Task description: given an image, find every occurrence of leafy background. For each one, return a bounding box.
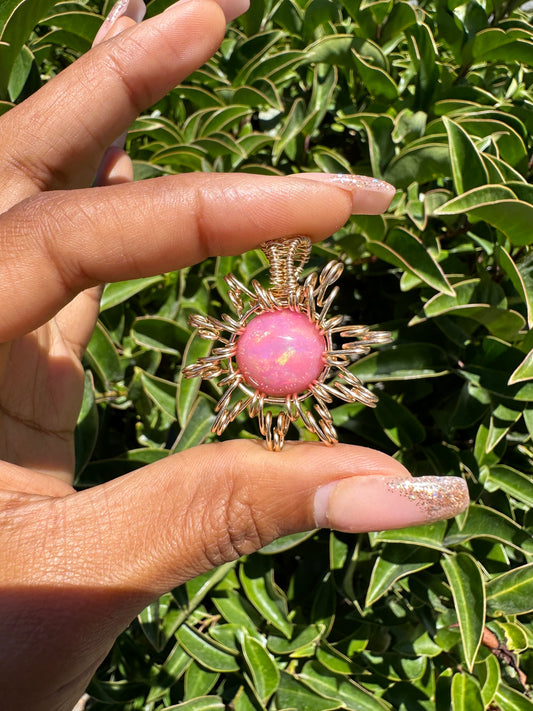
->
[2,0,533,709]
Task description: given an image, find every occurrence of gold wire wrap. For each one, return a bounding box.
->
[182,235,393,451]
[260,236,311,302]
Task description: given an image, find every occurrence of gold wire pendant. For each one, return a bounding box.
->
[183,237,392,451]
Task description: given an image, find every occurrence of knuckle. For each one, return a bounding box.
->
[21,193,90,294]
[193,450,272,568]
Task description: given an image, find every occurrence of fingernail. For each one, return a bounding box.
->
[215,0,250,21]
[174,0,249,23]
[291,172,396,215]
[93,0,146,45]
[94,146,134,186]
[314,476,469,532]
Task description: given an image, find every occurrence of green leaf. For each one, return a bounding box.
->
[184,665,219,700]
[477,653,500,708]
[487,465,533,507]
[298,660,391,711]
[509,349,533,385]
[374,393,425,448]
[8,44,38,101]
[360,115,395,178]
[352,343,450,381]
[461,337,533,402]
[132,316,189,355]
[435,189,533,246]
[305,34,355,66]
[445,505,533,554]
[168,563,237,642]
[177,329,213,427]
[139,370,177,419]
[272,96,316,164]
[415,278,525,339]
[85,321,123,387]
[74,371,98,478]
[267,625,323,655]
[486,564,533,616]
[172,394,216,452]
[384,143,451,188]
[162,697,225,711]
[406,23,438,109]
[158,641,191,684]
[240,633,280,703]
[352,53,398,100]
[367,227,455,296]
[0,0,57,99]
[199,106,251,136]
[365,544,439,606]
[494,621,528,652]
[369,521,448,551]
[276,672,341,711]
[486,400,523,452]
[212,589,263,633]
[236,50,303,85]
[444,117,489,194]
[497,247,533,328]
[259,530,316,554]
[472,29,533,66]
[240,556,292,638]
[40,9,102,42]
[195,133,246,160]
[380,0,417,43]
[451,673,484,711]
[138,593,180,656]
[442,554,485,672]
[176,625,239,673]
[457,118,527,169]
[100,276,165,311]
[494,685,533,711]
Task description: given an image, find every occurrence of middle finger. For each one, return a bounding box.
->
[0,0,229,200]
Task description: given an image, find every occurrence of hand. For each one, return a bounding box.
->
[0,1,469,708]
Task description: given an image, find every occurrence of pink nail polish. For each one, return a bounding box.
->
[290,172,396,215]
[93,0,146,45]
[172,0,250,22]
[215,0,250,22]
[314,475,469,532]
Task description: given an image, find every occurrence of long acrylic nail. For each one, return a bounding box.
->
[213,0,250,21]
[314,475,469,532]
[93,0,146,45]
[291,172,396,215]
[171,0,249,23]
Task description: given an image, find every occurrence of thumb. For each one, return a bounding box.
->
[1,442,468,709]
[64,440,469,599]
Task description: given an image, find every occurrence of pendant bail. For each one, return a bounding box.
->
[260,236,311,302]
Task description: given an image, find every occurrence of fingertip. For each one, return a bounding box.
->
[93,0,146,46]
[94,146,134,186]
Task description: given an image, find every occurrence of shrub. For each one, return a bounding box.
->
[3,0,533,709]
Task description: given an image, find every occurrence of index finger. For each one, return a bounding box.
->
[0,172,395,342]
[0,0,228,197]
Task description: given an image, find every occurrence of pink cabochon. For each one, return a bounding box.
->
[235,309,327,397]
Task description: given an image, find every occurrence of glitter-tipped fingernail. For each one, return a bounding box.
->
[290,172,395,215]
[313,475,469,532]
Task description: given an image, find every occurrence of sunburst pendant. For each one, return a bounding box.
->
[183,236,392,451]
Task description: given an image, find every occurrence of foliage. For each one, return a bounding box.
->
[4,0,533,708]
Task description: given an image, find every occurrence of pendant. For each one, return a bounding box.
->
[182,236,392,451]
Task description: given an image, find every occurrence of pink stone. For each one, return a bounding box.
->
[235,309,326,397]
